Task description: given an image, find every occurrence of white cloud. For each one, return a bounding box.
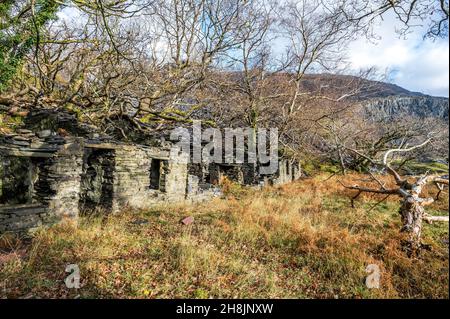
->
[55,6,449,97]
[348,13,449,97]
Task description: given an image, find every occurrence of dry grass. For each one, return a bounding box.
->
[0,173,448,299]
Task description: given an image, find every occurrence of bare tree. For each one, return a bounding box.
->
[1,0,447,162]
[278,0,359,116]
[341,139,449,253]
[1,0,258,137]
[340,0,449,38]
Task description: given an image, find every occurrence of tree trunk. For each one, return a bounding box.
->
[337,147,347,175]
[399,196,424,251]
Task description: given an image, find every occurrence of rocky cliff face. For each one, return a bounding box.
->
[362,95,449,121]
[298,74,449,121]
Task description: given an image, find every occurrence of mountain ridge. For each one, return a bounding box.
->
[300,74,449,120]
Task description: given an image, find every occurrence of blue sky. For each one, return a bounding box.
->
[347,13,449,97]
[58,6,449,98]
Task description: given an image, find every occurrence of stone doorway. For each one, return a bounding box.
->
[217,164,244,184]
[79,148,115,214]
[0,155,41,205]
[149,158,168,192]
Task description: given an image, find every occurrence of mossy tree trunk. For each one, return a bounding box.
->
[399,196,425,251]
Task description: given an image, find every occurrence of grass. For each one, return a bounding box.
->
[404,161,449,174]
[393,160,449,175]
[0,173,448,299]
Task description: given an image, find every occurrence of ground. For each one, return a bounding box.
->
[0,174,448,299]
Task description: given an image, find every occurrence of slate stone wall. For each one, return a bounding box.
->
[1,130,302,235]
[165,152,189,201]
[0,138,84,234]
[0,204,47,234]
[111,146,188,212]
[112,146,164,211]
[272,159,302,185]
[39,142,84,221]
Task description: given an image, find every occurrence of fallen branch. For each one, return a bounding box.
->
[423,214,449,223]
[339,181,399,195]
[341,139,448,253]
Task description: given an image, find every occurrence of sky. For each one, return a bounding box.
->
[57,6,449,98]
[347,13,449,98]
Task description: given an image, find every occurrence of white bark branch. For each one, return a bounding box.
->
[381,138,432,186]
[423,214,449,223]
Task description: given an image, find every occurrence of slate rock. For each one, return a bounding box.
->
[12,136,30,142]
[181,216,194,225]
[37,130,52,138]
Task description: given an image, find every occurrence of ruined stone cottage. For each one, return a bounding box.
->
[0,110,301,235]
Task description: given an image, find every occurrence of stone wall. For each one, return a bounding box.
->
[111,145,188,212]
[112,146,153,211]
[1,135,84,234]
[293,161,302,180]
[165,155,189,201]
[274,159,291,185]
[271,159,302,185]
[112,146,166,211]
[186,163,223,202]
[37,141,84,221]
[1,129,303,235]
[210,164,244,184]
[0,204,47,234]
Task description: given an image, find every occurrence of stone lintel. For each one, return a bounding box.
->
[0,148,54,158]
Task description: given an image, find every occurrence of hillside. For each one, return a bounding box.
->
[299,74,449,120]
[1,174,448,299]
